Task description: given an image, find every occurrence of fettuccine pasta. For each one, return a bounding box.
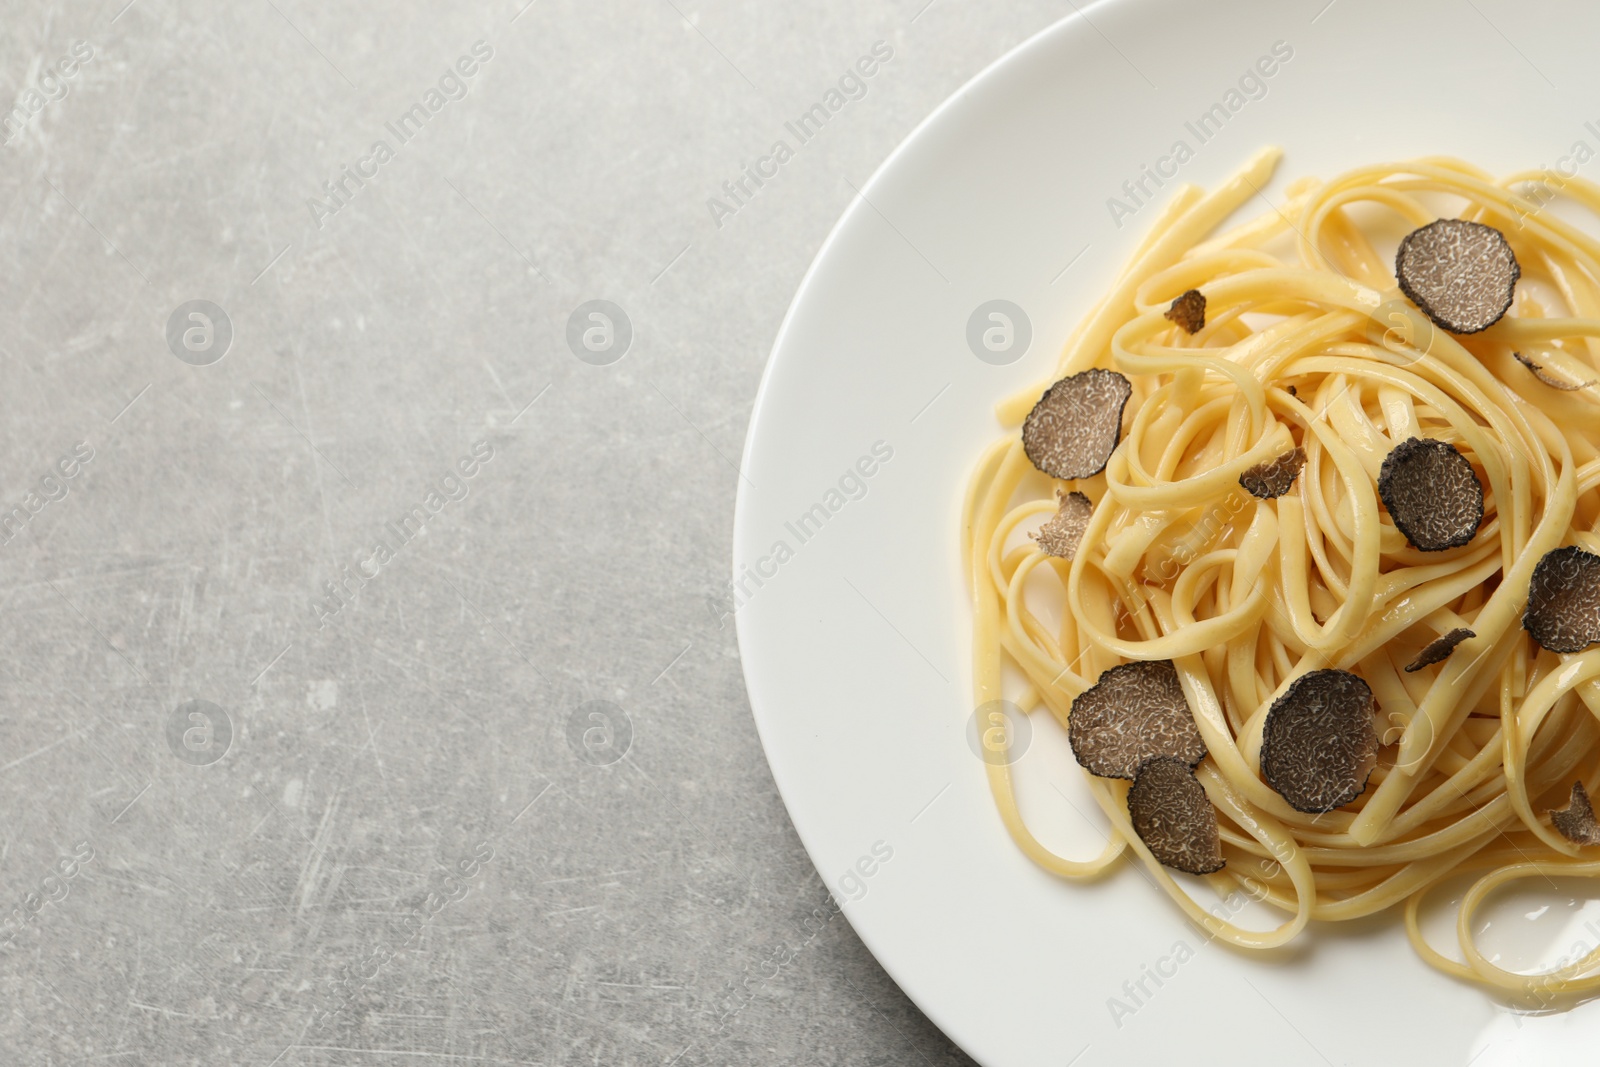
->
[964,147,1600,998]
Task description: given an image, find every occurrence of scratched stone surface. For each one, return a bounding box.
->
[0,0,1098,1063]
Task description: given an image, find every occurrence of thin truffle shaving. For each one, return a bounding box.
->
[1239,446,1305,499]
[1164,289,1206,334]
[1032,490,1092,559]
[1403,627,1475,673]
[1551,783,1600,847]
[1514,351,1596,391]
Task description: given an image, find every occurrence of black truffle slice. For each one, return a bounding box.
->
[1069,660,1207,780]
[1403,627,1475,673]
[1377,437,1484,551]
[1514,351,1595,391]
[1524,546,1600,653]
[1032,490,1092,559]
[1164,289,1206,334]
[1395,218,1519,334]
[1259,669,1380,814]
[1239,446,1306,499]
[1021,368,1133,480]
[1550,782,1600,846]
[1127,756,1224,875]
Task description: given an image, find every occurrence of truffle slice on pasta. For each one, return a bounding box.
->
[1239,446,1306,499]
[1514,351,1595,391]
[1032,490,1092,559]
[1021,369,1132,480]
[1551,782,1600,847]
[1069,660,1207,780]
[1127,756,1224,875]
[1404,627,1475,673]
[1164,289,1206,334]
[1259,670,1380,814]
[1524,546,1600,653]
[1377,437,1484,552]
[1395,218,1519,334]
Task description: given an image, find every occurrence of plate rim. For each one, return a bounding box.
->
[730,5,1118,1060]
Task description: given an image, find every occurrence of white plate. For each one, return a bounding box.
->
[733,1,1600,1062]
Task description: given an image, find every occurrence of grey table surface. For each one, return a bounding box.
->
[0,0,1101,1063]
